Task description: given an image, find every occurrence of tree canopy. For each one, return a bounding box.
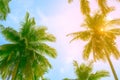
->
[0,12,57,80]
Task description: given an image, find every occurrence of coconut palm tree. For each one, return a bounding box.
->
[0,0,11,20]
[67,0,120,80]
[63,61,109,80]
[0,12,57,80]
[67,12,120,80]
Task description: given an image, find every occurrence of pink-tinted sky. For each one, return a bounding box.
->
[0,0,120,80]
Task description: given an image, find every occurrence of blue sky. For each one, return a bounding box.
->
[0,0,120,80]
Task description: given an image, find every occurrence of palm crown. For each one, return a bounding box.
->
[74,61,109,80]
[68,12,120,61]
[63,61,109,80]
[0,12,57,80]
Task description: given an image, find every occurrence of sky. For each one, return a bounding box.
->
[0,0,120,80]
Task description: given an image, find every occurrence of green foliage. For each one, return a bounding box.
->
[89,70,109,80]
[0,0,11,20]
[1,27,20,42]
[0,12,57,80]
[64,61,109,80]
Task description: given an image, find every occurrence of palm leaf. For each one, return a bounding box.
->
[20,12,35,38]
[67,30,91,42]
[0,44,18,57]
[36,26,56,42]
[108,28,120,35]
[83,40,92,60]
[1,27,20,42]
[38,43,57,58]
[80,0,90,15]
[36,53,52,68]
[89,70,109,80]
[107,19,120,26]
[104,37,120,59]
[97,0,114,15]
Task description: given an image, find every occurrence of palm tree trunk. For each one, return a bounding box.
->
[106,52,118,80]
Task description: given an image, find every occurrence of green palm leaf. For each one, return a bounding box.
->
[0,0,11,20]
[1,27,20,42]
[89,70,109,80]
[65,61,109,80]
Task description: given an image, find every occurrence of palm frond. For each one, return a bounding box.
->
[73,60,79,69]
[36,26,56,42]
[36,53,52,68]
[92,37,106,61]
[104,40,120,59]
[108,28,120,35]
[11,61,19,80]
[38,43,57,58]
[0,44,18,56]
[67,30,91,42]
[1,27,20,42]
[20,12,35,38]
[97,0,114,15]
[80,0,90,15]
[89,70,109,80]
[83,40,92,60]
[76,62,92,80]
[107,19,120,26]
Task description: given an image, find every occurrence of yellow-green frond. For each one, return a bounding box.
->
[67,30,91,42]
[89,70,109,79]
[38,43,57,58]
[108,28,120,35]
[83,40,92,60]
[80,0,90,16]
[97,0,114,15]
[107,19,120,26]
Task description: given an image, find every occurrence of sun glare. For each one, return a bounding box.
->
[100,28,104,32]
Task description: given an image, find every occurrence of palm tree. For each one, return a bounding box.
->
[67,12,120,80]
[67,0,120,80]
[0,0,11,20]
[63,61,109,80]
[0,12,57,80]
